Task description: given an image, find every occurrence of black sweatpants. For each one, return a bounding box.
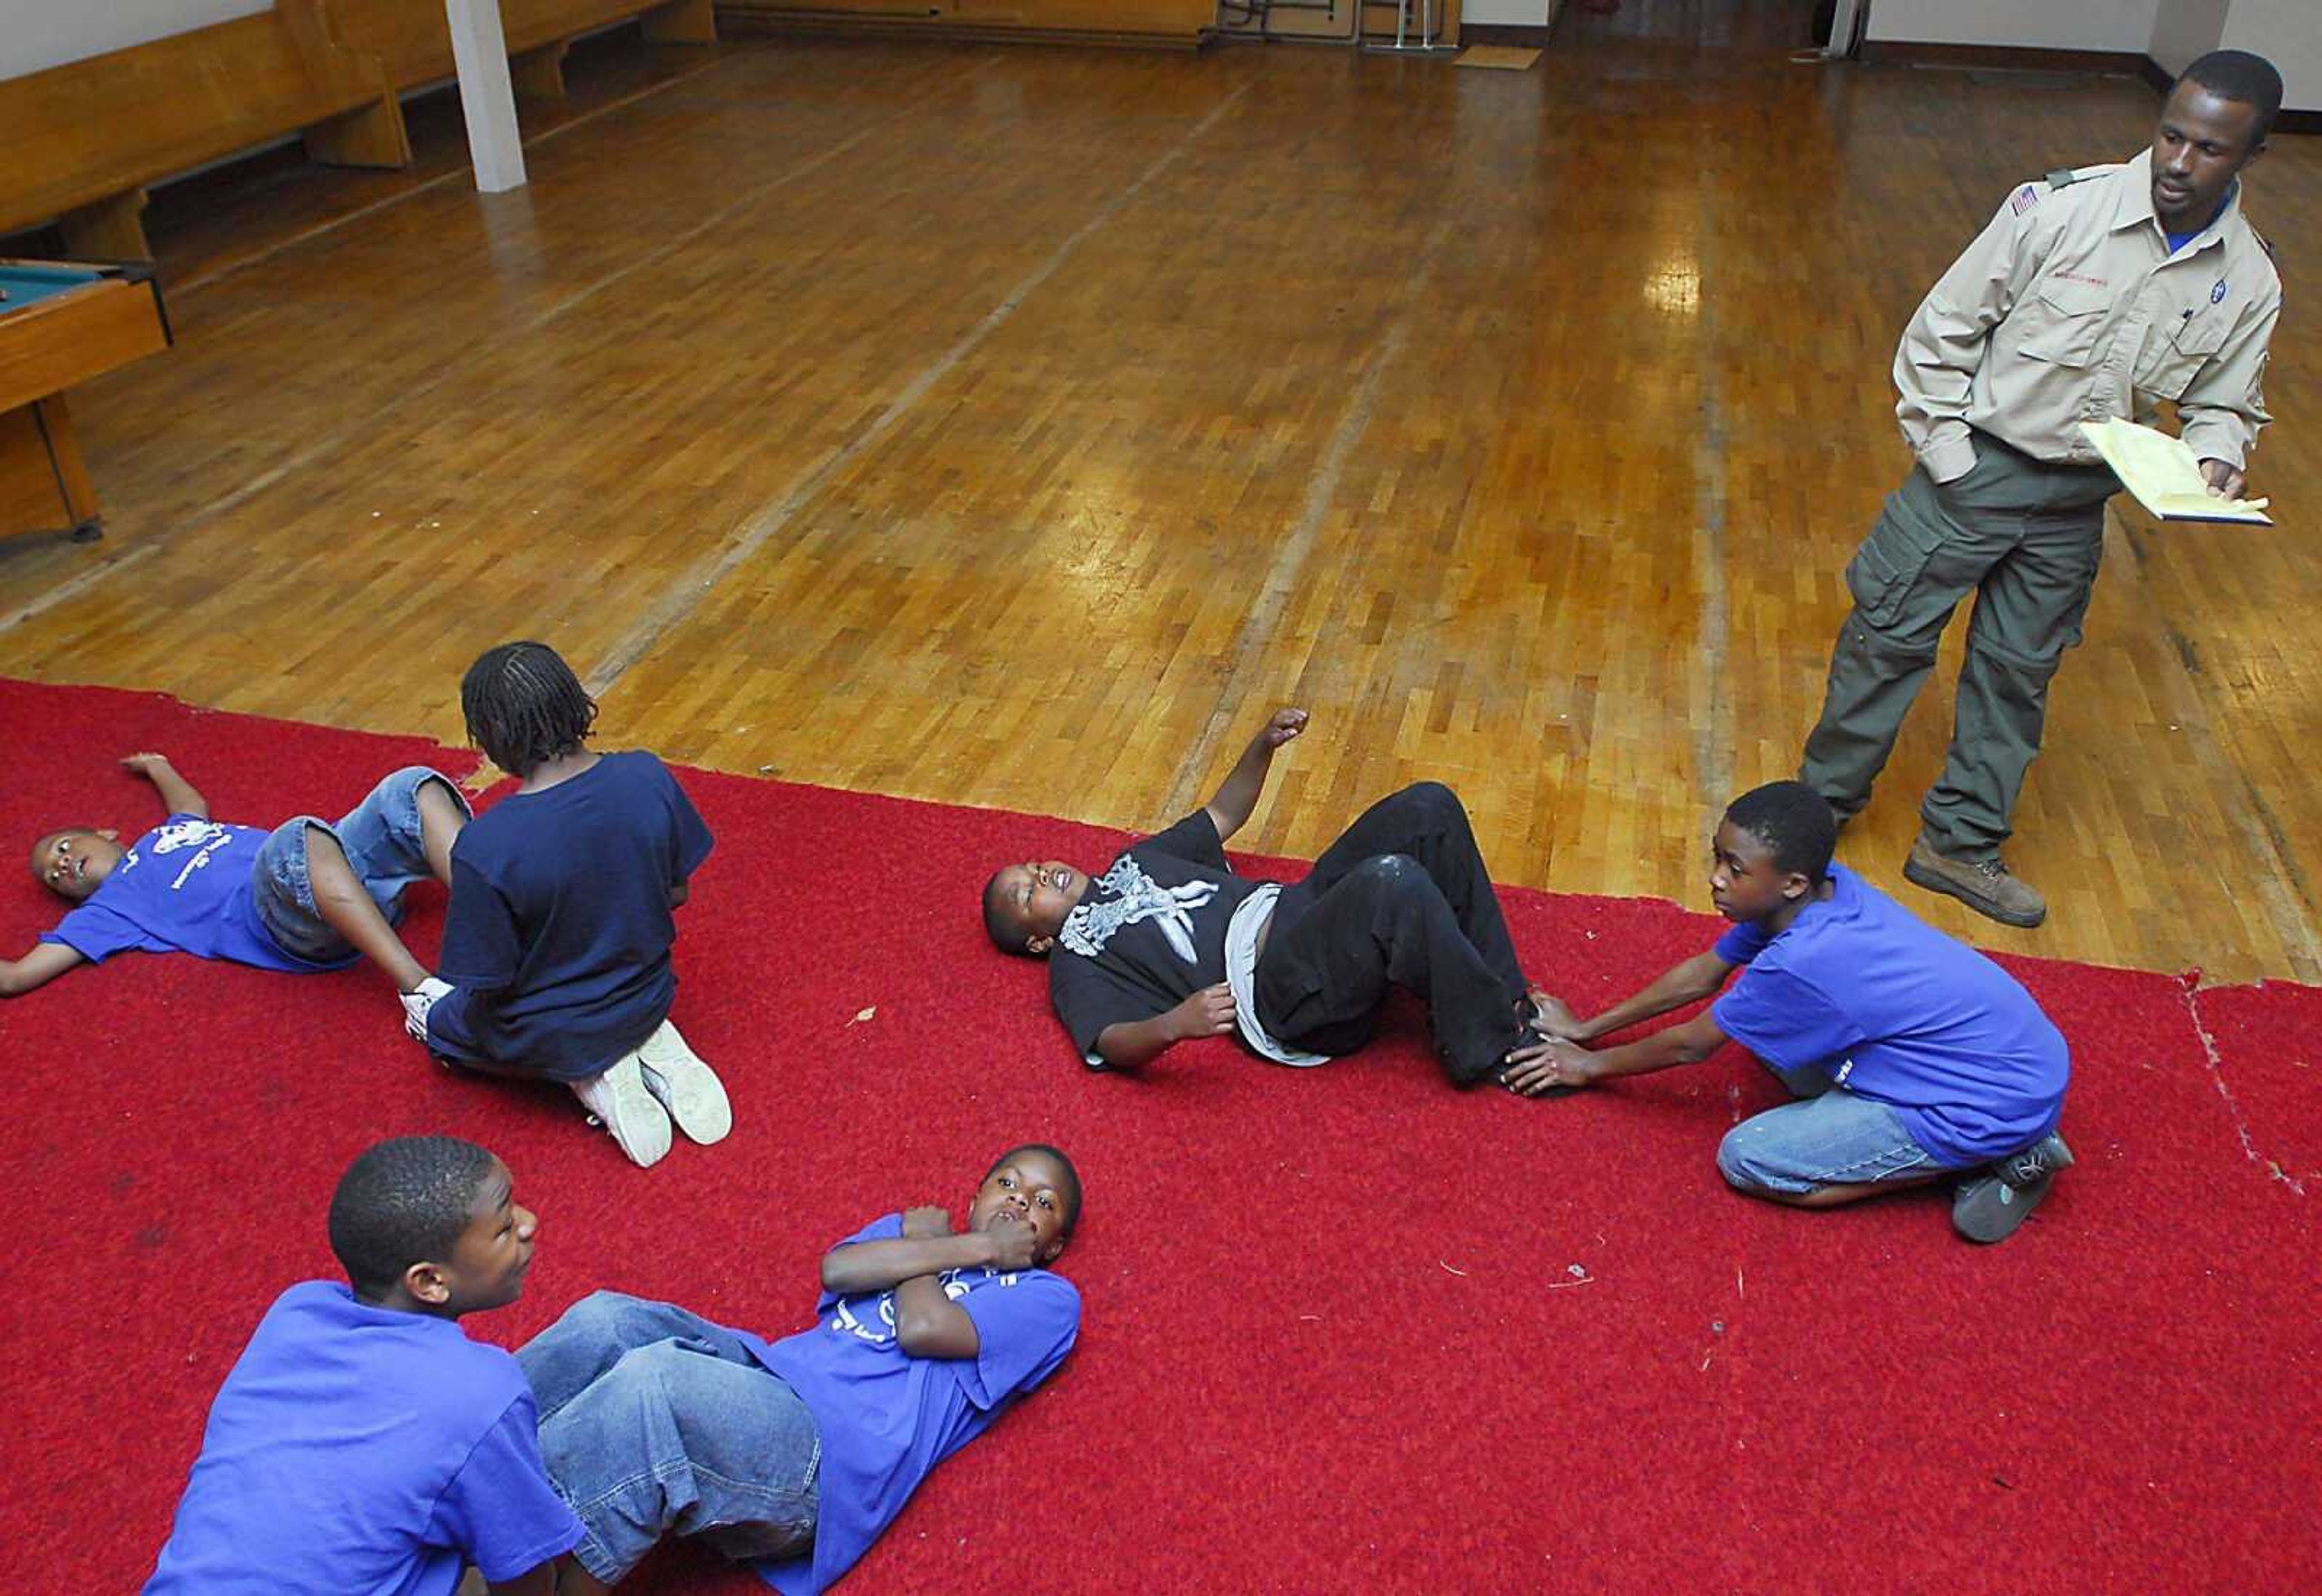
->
[1252,782,1528,1085]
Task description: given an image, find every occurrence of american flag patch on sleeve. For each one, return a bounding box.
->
[2009,183,2041,216]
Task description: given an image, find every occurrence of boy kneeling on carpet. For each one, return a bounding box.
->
[418,641,728,1171]
[515,1143,1082,1593]
[7,752,467,1036]
[1501,780,2073,1244]
[146,1136,583,1593]
[981,706,1545,1086]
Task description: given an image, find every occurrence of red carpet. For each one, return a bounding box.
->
[2,679,2315,1592]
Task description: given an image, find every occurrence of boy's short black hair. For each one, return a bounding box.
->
[461,641,597,777]
[1723,780,1836,884]
[981,869,1034,956]
[328,1137,496,1300]
[2182,50,2283,145]
[990,1142,1083,1235]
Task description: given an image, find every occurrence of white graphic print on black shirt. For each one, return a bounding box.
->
[1047,811,1264,1066]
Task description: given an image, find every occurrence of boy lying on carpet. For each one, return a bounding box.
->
[145,1136,582,1594]
[418,641,727,1172]
[7,753,467,1033]
[1501,780,2074,1244]
[515,1143,1083,1593]
[981,707,1545,1085]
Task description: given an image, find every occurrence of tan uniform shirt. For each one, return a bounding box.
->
[1894,148,2280,484]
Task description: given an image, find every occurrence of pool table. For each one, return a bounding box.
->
[0,259,171,542]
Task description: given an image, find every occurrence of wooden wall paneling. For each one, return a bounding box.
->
[641,0,722,44]
[510,39,577,99]
[0,0,411,258]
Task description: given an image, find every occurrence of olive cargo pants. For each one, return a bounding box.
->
[1800,432,2119,860]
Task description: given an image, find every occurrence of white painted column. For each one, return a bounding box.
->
[444,0,527,193]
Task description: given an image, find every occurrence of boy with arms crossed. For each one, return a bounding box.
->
[983,707,1542,1086]
[515,1144,1082,1592]
[145,1137,581,1592]
[1503,781,2073,1243]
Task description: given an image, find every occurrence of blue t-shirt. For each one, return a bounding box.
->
[145,1282,583,1595]
[738,1214,1081,1595]
[1708,864,2069,1167]
[432,751,714,1072]
[42,816,348,973]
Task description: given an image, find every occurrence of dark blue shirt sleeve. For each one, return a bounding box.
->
[436,854,522,994]
[426,1394,584,1581]
[1710,962,1865,1075]
[660,762,714,883]
[957,1272,1081,1412]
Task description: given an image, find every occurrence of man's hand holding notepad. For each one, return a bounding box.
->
[2078,417,2274,525]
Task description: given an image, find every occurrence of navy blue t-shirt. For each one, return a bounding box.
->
[430,751,713,1074]
[1709,864,2069,1167]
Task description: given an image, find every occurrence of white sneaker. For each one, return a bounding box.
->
[636,1019,733,1145]
[571,1056,673,1168]
[400,976,454,1043]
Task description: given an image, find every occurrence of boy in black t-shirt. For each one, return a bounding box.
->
[981,708,1540,1085]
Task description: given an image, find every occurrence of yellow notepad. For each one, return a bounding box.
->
[2078,418,2274,525]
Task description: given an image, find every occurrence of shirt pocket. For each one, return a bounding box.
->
[2139,307,2231,400]
[2011,277,2112,366]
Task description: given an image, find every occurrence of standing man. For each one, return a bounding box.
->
[1799,51,2283,928]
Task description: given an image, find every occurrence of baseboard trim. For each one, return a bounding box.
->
[1460,22,1549,47]
[1858,39,2149,78]
[715,4,1204,48]
[1858,41,2314,133]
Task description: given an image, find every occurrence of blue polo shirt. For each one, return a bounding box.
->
[1709,864,2069,1166]
[145,1282,583,1594]
[738,1214,1081,1595]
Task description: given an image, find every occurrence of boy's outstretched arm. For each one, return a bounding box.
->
[1,941,85,997]
[1503,1009,1731,1096]
[122,752,209,820]
[1529,950,1735,1043]
[1202,707,1307,844]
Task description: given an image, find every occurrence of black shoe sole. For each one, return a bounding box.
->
[1902,856,2046,929]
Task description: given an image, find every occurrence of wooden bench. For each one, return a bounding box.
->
[322,0,717,103]
[0,0,411,261]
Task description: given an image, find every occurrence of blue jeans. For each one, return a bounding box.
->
[250,767,467,962]
[518,1292,821,1585]
[1717,1063,1940,1196]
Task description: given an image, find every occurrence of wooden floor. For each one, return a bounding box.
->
[4,7,2318,984]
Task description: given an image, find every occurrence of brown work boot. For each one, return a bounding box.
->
[1902,836,2046,928]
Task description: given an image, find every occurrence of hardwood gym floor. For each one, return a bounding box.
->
[2,2,2316,982]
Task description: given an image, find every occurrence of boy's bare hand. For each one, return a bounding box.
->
[120,753,177,778]
[1500,1037,1601,1097]
[984,1210,1041,1271]
[1261,708,1309,748]
[902,1206,953,1239]
[1524,990,1588,1042]
[1166,983,1237,1042]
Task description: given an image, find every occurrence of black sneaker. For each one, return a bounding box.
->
[1952,1133,2073,1244]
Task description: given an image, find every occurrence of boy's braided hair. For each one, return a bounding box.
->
[462,641,597,777]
